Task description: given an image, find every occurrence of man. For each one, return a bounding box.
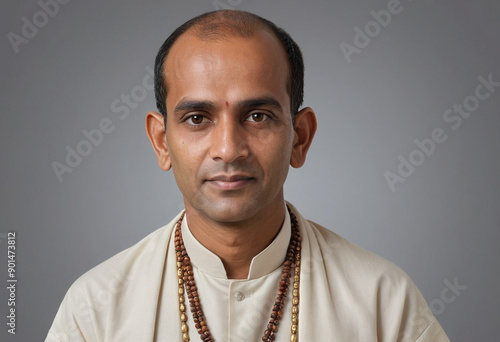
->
[46,10,449,342]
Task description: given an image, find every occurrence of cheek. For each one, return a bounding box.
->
[255,131,293,176]
[168,136,208,181]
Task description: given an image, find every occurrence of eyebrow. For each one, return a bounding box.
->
[174,99,216,114]
[238,96,282,110]
[173,96,283,114]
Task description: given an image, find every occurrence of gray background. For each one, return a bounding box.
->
[1,0,499,341]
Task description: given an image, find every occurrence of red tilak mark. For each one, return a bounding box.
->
[225,101,229,108]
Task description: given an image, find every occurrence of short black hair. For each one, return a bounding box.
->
[153,10,304,122]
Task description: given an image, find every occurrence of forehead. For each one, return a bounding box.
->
[163,29,289,104]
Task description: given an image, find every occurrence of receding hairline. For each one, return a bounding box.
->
[182,10,273,41]
[162,11,292,101]
[166,11,288,66]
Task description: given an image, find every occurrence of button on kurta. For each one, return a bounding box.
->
[234,291,245,301]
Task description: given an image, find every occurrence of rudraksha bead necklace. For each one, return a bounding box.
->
[174,206,301,342]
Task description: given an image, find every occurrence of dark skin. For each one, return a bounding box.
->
[146,29,316,279]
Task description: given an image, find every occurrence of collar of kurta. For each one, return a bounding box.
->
[181,204,291,280]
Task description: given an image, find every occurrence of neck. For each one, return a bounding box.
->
[184,201,286,279]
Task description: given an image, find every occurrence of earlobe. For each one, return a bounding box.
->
[145,111,171,171]
[290,107,317,168]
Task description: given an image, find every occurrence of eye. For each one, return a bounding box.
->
[246,112,270,123]
[185,114,210,125]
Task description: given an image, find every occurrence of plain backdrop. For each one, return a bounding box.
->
[1,0,499,341]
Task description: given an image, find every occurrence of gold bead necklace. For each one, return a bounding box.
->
[174,206,301,342]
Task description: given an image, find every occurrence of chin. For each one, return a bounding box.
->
[195,197,262,224]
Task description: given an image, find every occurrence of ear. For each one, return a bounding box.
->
[145,111,171,171]
[290,107,317,168]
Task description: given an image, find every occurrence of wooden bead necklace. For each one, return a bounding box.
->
[174,206,301,342]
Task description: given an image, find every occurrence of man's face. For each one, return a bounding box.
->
[162,30,294,223]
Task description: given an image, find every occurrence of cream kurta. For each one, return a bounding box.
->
[46,203,449,341]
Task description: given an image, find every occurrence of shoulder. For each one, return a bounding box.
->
[304,218,425,304]
[304,218,409,280]
[71,220,174,293]
[286,202,417,291]
[47,213,181,341]
[298,215,449,341]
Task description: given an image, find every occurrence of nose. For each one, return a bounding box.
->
[209,116,249,163]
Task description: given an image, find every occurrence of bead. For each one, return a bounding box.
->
[174,206,301,341]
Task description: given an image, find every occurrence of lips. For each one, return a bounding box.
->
[206,174,255,190]
[208,174,252,182]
